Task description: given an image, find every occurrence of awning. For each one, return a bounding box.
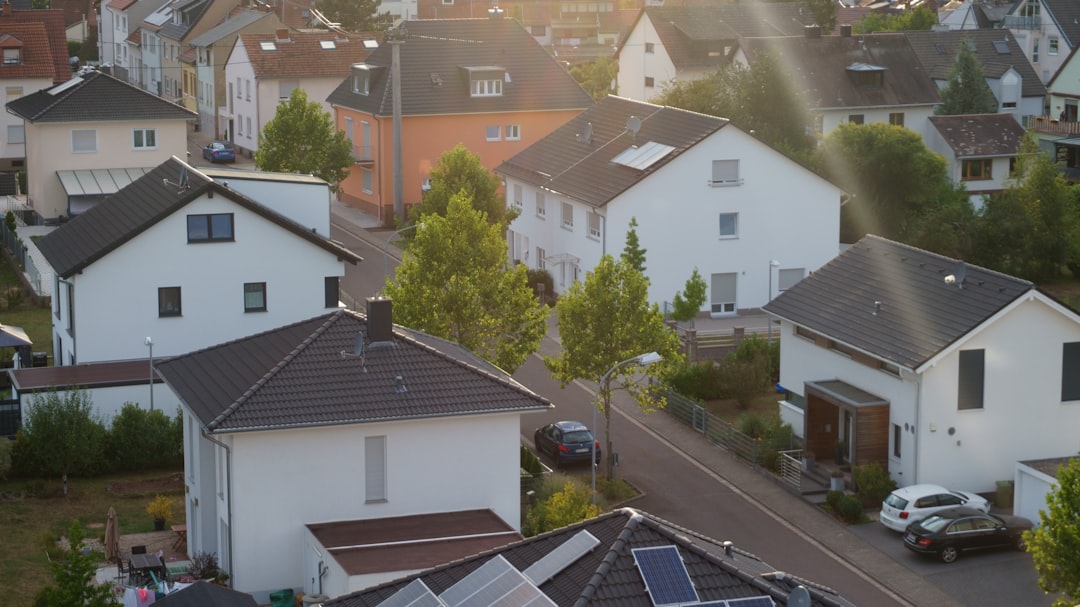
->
[57,168,153,213]
[805,379,888,408]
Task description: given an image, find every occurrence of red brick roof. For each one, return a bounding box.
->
[0,23,57,81]
[239,30,379,79]
[1,9,70,83]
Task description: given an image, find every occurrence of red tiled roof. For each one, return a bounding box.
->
[1,9,70,83]
[239,30,379,79]
[108,0,141,12]
[0,23,56,81]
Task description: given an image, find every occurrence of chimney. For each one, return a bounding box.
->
[366,297,394,343]
[2,1,10,16]
[840,24,852,37]
[275,28,290,43]
[804,24,821,39]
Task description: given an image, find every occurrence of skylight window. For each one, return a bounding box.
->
[612,141,676,171]
[320,40,336,49]
[260,41,277,51]
[363,39,378,49]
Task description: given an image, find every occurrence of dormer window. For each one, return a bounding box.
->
[846,62,886,88]
[2,48,19,65]
[464,66,506,97]
[352,64,372,95]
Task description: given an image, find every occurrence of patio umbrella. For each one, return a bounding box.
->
[105,507,119,563]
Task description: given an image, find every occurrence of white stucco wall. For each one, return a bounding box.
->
[17,383,181,426]
[223,41,257,151]
[253,75,345,155]
[923,127,1014,204]
[203,173,332,236]
[1014,462,1055,523]
[617,14,680,101]
[818,106,937,141]
[201,413,522,599]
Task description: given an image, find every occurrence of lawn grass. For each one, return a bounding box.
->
[0,468,183,605]
[0,248,52,365]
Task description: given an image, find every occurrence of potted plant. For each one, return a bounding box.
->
[146,495,174,531]
[830,469,845,492]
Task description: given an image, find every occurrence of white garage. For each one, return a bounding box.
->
[1014,456,1079,525]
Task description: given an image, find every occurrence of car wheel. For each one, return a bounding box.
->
[940,546,959,563]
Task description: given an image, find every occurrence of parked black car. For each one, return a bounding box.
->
[903,507,1032,563]
[533,420,600,468]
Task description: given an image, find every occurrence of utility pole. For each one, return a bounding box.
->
[389,27,405,225]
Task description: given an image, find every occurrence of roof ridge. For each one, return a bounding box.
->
[862,234,1033,287]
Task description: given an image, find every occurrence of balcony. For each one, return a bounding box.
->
[351,144,374,164]
[1003,15,1040,30]
[1030,116,1080,136]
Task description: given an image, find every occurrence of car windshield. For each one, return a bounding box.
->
[884,494,909,509]
[919,514,952,532]
[562,430,593,443]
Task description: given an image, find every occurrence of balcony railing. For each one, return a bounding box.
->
[1003,15,1041,29]
[1030,116,1080,136]
[351,144,373,163]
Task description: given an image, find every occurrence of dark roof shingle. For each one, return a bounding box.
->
[928,113,1026,157]
[904,29,1046,99]
[6,69,196,122]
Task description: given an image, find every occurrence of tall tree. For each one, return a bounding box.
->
[670,267,708,327]
[1025,458,1080,607]
[544,255,683,479]
[855,6,938,33]
[936,40,999,115]
[255,88,354,191]
[412,144,512,227]
[33,521,119,607]
[15,390,105,496]
[315,0,391,31]
[384,192,547,373]
[621,217,647,274]
[570,57,618,99]
[806,0,838,33]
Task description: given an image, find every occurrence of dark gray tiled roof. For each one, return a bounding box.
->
[36,157,361,278]
[763,235,1033,370]
[740,33,941,111]
[904,29,1046,98]
[928,113,1026,157]
[154,581,257,607]
[186,9,272,47]
[5,69,196,123]
[496,96,727,207]
[326,18,593,117]
[154,307,552,432]
[1042,0,1080,48]
[158,0,209,41]
[324,508,855,607]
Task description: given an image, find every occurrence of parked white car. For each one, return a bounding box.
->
[879,484,991,532]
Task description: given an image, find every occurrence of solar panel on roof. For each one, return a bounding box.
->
[440,555,556,607]
[632,546,699,606]
[694,602,729,606]
[612,141,676,171]
[377,579,445,607]
[523,529,601,586]
[726,597,776,607]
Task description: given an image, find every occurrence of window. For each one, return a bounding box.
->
[442,0,453,4]
[245,79,251,100]
[537,246,546,269]
[710,272,737,314]
[485,125,501,141]
[471,79,502,97]
[961,159,992,180]
[504,124,520,140]
[536,191,546,217]
[710,159,740,186]
[561,201,573,229]
[360,167,373,194]
[5,86,22,99]
[1022,0,1039,17]
[365,435,386,502]
[243,282,266,312]
[421,177,432,191]
[644,76,655,88]
[718,212,738,238]
[7,124,23,144]
[325,276,339,308]
[72,129,97,153]
[889,112,905,127]
[3,48,20,64]
[236,76,241,97]
[848,114,865,125]
[513,184,523,208]
[158,287,182,317]
[54,276,60,318]
[187,213,235,242]
[777,268,804,291]
[132,128,157,150]
[237,113,243,136]
[958,349,985,410]
[66,283,74,332]
[645,42,655,53]
[892,424,901,458]
[587,211,601,240]
[353,69,370,95]
[1050,36,1059,55]
[1033,38,1039,63]
[245,117,252,138]
[279,80,298,100]
[1062,342,1080,400]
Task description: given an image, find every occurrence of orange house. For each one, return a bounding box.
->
[327,17,593,223]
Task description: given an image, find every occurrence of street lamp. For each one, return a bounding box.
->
[145,336,154,411]
[767,260,780,343]
[382,223,423,288]
[593,351,662,499]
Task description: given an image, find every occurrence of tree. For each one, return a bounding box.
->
[1025,458,1080,607]
[570,57,618,99]
[670,267,707,327]
[32,521,119,607]
[937,40,998,115]
[806,0,838,32]
[384,192,547,373]
[411,144,511,227]
[254,88,354,191]
[15,390,105,496]
[621,217,647,274]
[315,0,391,31]
[544,255,683,479]
[818,122,968,243]
[855,6,937,33]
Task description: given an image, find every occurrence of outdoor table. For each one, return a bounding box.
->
[171,524,187,551]
[129,553,165,586]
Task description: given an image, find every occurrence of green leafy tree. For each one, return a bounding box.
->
[670,267,707,327]
[1025,458,1080,607]
[544,255,683,479]
[384,192,547,373]
[621,217,647,274]
[937,40,999,115]
[32,521,120,607]
[905,190,979,260]
[412,144,512,227]
[14,390,105,496]
[315,0,392,31]
[570,56,618,99]
[806,0,838,32]
[255,88,354,191]
[819,122,967,243]
[523,481,602,536]
[855,6,938,33]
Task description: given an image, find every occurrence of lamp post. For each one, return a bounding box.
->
[145,336,154,411]
[383,223,423,288]
[767,259,780,343]
[593,351,662,500]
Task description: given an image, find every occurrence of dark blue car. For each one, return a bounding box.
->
[534,420,601,468]
[202,141,236,163]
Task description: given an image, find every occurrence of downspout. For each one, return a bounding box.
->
[200,429,234,586]
[906,369,921,485]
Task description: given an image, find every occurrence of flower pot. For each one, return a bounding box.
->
[153,518,165,531]
[829,474,845,492]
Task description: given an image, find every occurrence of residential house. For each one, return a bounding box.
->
[323,507,857,607]
[327,17,593,222]
[763,235,1080,492]
[134,0,178,95]
[156,0,239,107]
[926,113,1026,207]
[153,298,551,602]
[1003,0,1077,83]
[34,156,361,366]
[1014,455,1077,526]
[5,69,194,220]
[54,0,94,42]
[736,32,941,141]
[496,96,844,311]
[222,29,377,154]
[98,0,171,83]
[187,8,281,136]
[1029,38,1080,160]
[905,29,1046,126]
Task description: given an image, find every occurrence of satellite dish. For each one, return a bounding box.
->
[788,586,812,607]
[626,116,642,136]
[352,332,365,357]
[177,167,188,188]
[582,122,593,144]
[952,261,966,287]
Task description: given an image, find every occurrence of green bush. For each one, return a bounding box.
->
[105,404,183,472]
[525,268,555,305]
[4,210,15,232]
[737,412,769,438]
[522,477,600,537]
[0,437,11,480]
[597,477,637,502]
[668,361,725,400]
[853,461,897,504]
[520,444,542,475]
[826,490,844,510]
[836,494,864,523]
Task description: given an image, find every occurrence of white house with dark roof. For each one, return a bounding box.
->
[34,155,361,368]
[5,69,195,220]
[926,113,1026,207]
[154,299,552,603]
[764,235,1080,493]
[496,96,844,313]
[1003,0,1080,83]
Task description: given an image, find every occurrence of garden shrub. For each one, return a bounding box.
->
[737,412,769,438]
[853,461,896,504]
[836,494,864,523]
[718,355,767,410]
[668,361,725,401]
[826,490,844,510]
[523,478,600,537]
[0,437,11,480]
[526,268,555,305]
[106,404,182,472]
[4,210,15,232]
[597,477,637,502]
[520,444,542,475]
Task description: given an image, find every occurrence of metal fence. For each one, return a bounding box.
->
[0,219,42,293]
[0,399,20,438]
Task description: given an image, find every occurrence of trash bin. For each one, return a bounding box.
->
[31,352,47,367]
[269,589,294,607]
[996,480,1014,509]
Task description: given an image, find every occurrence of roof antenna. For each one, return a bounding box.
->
[578,121,593,144]
[340,332,368,372]
[162,166,191,195]
[626,115,641,140]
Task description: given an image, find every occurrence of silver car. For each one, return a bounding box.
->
[879,483,991,532]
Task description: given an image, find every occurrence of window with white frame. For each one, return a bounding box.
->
[513,184,523,208]
[5,86,22,99]
[1050,36,1059,55]
[718,212,737,238]
[246,117,252,137]
[537,246,546,269]
[504,124,521,140]
[4,48,22,64]
[236,76,241,97]
[710,159,741,186]
[7,125,23,144]
[777,268,804,291]
[536,191,546,217]
[710,272,737,315]
[132,128,157,150]
[587,211,601,239]
[71,129,97,153]
[279,80,298,100]
[245,79,251,100]
[485,125,501,141]
[561,201,573,229]
[365,435,387,502]
[471,79,502,97]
